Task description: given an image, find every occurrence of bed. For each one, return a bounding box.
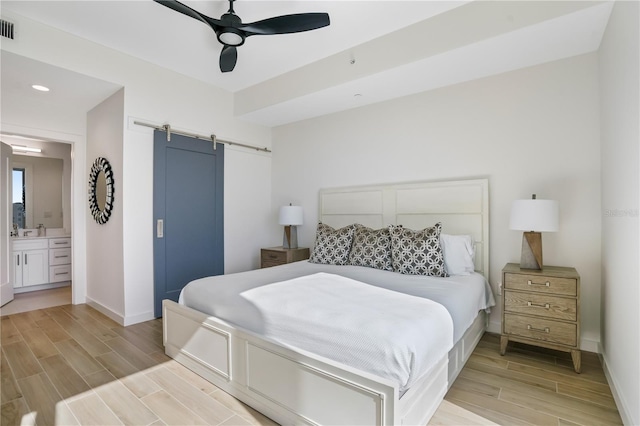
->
[163,178,492,425]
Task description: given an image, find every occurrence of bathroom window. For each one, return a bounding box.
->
[12,168,25,228]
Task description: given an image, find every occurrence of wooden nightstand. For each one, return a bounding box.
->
[261,247,310,268]
[500,263,581,373]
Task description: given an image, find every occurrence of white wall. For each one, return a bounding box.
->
[272,53,602,349]
[86,89,125,319]
[1,11,273,324]
[598,1,640,425]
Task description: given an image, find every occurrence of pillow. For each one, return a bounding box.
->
[440,233,475,276]
[348,226,393,271]
[388,223,448,277]
[309,223,358,265]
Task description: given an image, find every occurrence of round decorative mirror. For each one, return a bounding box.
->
[88,157,114,224]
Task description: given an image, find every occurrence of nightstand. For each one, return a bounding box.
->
[261,247,310,268]
[500,263,581,373]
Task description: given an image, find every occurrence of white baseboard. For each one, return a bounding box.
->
[123,310,155,326]
[580,338,599,353]
[86,297,125,326]
[598,343,635,426]
[85,297,154,326]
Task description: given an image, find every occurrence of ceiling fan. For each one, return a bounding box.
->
[154,0,330,73]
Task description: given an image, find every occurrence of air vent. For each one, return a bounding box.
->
[1,19,15,40]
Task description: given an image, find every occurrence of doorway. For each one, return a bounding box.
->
[153,130,224,317]
[0,137,73,313]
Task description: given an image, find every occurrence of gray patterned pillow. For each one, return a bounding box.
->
[389,223,448,277]
[349,226,393,271]
[309,223,357,265]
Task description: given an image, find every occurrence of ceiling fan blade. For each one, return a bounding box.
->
[154,0,223,30]
[240,13,330,36]
[220,45,238,73]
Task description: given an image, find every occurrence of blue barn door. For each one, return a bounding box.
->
[153,130,224,317]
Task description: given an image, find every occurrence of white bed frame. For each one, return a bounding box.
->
[163,178,489,425]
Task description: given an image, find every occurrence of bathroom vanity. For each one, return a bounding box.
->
[12,235,71,293]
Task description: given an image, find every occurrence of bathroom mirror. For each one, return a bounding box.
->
[88,157,114,224]
[12,157,64,229]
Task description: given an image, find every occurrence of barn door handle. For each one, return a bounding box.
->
[157,219,164,238]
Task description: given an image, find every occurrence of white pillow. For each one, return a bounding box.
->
[440,234,475,276]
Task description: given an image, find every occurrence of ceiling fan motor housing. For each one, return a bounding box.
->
[216,13,245,46]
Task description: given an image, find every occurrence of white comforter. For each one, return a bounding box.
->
[181,261,495,392]
[239,272,453,391]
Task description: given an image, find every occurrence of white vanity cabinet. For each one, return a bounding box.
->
[12,239,49,288]
[49,238,72,283]
[12,236,72,291]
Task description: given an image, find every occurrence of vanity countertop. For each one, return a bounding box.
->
[12,231,71,241]
[12,235,71,240]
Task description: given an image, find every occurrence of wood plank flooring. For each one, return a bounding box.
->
[1,304,277,426]
[445,333,623,426]
[1,304,621,426]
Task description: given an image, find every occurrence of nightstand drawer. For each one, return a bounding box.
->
[261,250,287,264]
[260,247,310,268]
[504,290,577,321]
[504,313,577,347]
[504,272,577,296]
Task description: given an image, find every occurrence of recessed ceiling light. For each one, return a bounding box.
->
[31,84,50,92]
[354,93,362,97]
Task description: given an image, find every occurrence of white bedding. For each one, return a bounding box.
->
[180,261,495,392]
[239,272,452,391]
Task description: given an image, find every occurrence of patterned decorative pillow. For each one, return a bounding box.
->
[349,226,393,271]
[388,223,448,277]
[309,223,358,265]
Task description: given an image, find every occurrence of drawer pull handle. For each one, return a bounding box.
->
[269,254,278,259]
[527,301,550,309]
[55,272,68,276]
[527,324,550,333]
[54,255,68,259]
[54,242,68,245]
[527,280,550,287]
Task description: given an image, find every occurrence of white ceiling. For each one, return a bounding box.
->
[0,1,614,127]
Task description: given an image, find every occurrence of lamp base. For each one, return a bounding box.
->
[520,231,543,270]
[283,225,298,249]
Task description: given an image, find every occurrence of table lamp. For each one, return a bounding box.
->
[279,204,303,249]
[509,194,559,270]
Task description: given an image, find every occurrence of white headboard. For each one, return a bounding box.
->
[318,178,490,278]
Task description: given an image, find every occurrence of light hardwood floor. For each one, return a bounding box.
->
[1,304,621,426]
[445,334,623,426]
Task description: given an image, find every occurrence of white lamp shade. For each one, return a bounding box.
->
[279,205,303,225]
[510,199,559,232]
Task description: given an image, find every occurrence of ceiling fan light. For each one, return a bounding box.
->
[218,30,244,46]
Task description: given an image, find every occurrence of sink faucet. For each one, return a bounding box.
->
[23,230,32,237]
